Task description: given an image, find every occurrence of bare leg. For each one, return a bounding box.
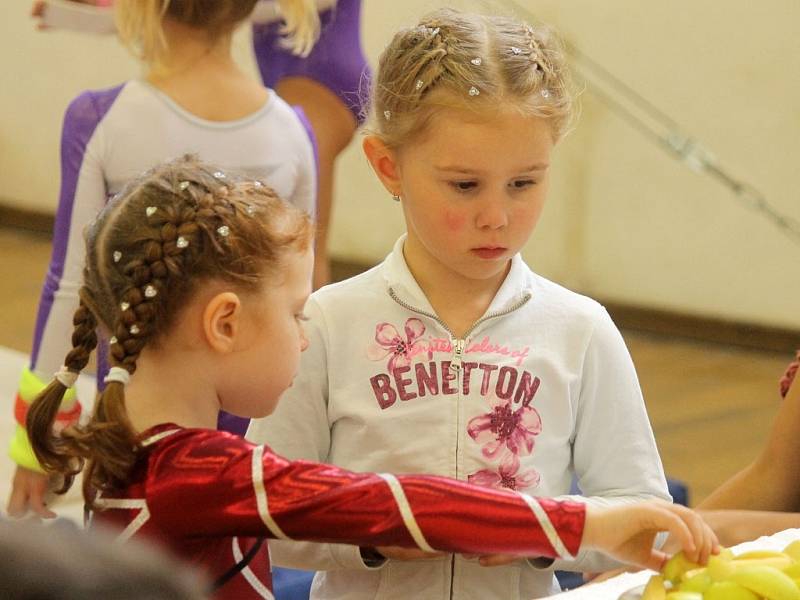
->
[275,77,358,289]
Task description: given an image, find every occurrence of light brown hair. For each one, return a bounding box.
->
[27,156,312,508]
[116,0,321,66]
[367,7,575,148]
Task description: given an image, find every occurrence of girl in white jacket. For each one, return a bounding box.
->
[248,7,673,599]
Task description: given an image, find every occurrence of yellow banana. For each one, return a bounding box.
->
[703,580,760,600]
[736,550,791,561]
[662,552,701,584]
[663,592,702,600]
[641,574,667,600]
[729,565,800,600]
[785,540,800,562]
[677,569,711,593]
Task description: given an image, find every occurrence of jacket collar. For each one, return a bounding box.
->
[382,235,534,320]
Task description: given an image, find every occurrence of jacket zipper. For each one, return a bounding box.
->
[387,287,532,599]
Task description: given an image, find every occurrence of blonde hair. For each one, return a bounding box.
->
[116,0,320,67]
[368,8,575,148]
[27,156,312,508]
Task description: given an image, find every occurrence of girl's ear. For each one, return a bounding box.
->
[363,136,402,196]
[202,292,242,354]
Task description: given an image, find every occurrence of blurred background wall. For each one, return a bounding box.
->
[2,0,798,331]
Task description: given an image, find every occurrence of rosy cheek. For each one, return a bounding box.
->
[443,210,466,232]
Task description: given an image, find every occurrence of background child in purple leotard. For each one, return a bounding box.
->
[7,0,322,519]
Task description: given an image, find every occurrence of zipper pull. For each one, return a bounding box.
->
[450,339,465,372]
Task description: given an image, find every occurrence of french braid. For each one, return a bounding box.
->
[370,8,575,148]
[26,155,313,508]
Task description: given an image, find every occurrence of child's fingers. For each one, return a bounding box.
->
[643,549,669,573]
[477,554,517,567]
[645,505,696,560]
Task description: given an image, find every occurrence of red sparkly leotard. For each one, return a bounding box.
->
[91,424,585,599]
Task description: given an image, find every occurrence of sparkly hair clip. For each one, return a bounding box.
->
[245,204,256,216]
[468,86,480,97]
[217,225,230,238]
[213,171,226,180]
[113,250,122,263]
[511,46,523,55]
[383,110,392,121]
[470,57,482,66]
[179,181,190,191]
[540,89,552,99]
[146,206,157,217]
[144,285,157,298]
[176,236,189,249]
[415,79,424,90]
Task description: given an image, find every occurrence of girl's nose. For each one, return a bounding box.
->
[475,197,509,230]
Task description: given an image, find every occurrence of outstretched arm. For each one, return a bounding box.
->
[700,368,800,512]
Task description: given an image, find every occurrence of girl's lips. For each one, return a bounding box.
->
[471,247,507,259]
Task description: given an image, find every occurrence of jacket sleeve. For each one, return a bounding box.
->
[146,431,586,562]
[548,307,671,574]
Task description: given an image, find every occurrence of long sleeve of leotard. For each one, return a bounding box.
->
[143,428,586,560]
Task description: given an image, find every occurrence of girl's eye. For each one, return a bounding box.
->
[510,179,536,189]
[450,181,478,192]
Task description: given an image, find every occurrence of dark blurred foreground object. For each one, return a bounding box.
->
[0,517,208,599]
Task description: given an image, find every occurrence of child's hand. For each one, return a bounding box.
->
[6,466,56,519]
[582,501,719,572]
[373,545,446,561]
[461,553,518,567]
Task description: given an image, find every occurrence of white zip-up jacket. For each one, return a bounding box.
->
[247,236,670,600]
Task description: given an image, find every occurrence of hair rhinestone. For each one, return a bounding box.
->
[109,336,118,345]
[253,180,262,188]
[217,225,230,237]
[383,110,392,121]
[144,285,157,298]
[468,86,480,97]
[179,181,190,191]
[470,57,482,66]
[540,88,552,98]
[146,206,157,217]
[415,79,424,90]
[511,46,522,55]
[130,324,140,335]
[120,302,130,312]
[431,27,440,36]
[246,204,256,216]
[113,251,122,263]
[176,236,189,249]
[213,171,226,179]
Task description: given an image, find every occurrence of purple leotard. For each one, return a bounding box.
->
[252,0,370,123]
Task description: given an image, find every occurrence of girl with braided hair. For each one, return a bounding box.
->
[25,156,717,599]
[247,7,675,599]
[8,0,320,519]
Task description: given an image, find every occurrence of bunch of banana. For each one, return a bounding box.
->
[640,541,800,600]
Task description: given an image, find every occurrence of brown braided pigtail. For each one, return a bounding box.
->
[27,294,98,493]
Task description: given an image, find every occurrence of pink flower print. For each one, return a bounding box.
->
[366,318,426,372]
[467,454,540,492]
[467,394,542,460]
